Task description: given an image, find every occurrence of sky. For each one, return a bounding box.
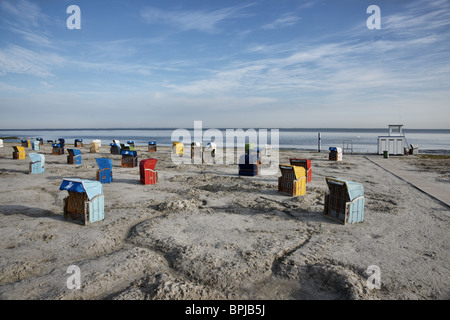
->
[0,0,449,129]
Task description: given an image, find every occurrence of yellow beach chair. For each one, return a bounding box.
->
[12,146,26,160]
[278,164,306,196]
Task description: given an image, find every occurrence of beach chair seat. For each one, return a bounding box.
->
[29,153,45,174]
[238,154,259,176]
[74,139,83,147]
[148,141,157,152]
[96,158,113,183]
[289,159,312,183]
[12,146,26,159]
[329,147,342,161]
[140,158,158,185]
[191,142,202,162]
[67,149,82,165]
[324,177,365,224]
[278,164,306,196]
[172,142,183,155]
[121,150,138,167]
[60,178,104,225]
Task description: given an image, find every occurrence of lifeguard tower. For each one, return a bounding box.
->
[377,125,409,155]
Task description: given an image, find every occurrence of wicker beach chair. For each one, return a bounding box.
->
[12,146,25,159]
[278,164,306,196]
[324,177,365,224]
[67,149,82,165]
[60,178,104,225]
[121,150,138,168]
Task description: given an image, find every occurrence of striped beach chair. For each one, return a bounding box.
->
[278,164,306,196]
[324,177,365,224]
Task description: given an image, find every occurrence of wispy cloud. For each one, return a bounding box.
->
[261,14,301,30]
[140,3,254,34]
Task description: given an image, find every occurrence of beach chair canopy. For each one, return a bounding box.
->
[68,149,81,156]
[13,146,25,152]
[75,139,83,142]
[191,141,201,147]
[148,141,156,145]
[21,139,28,143]
[36,138,43,141]
[140,158,157,171]
[59,178,103,200]
[121,150,137,156]
[325,177,364,201]
[329,147,342,153]
[33,140,40,146]
[127,140,134,144]
[96,158,113,170]
[29,153,45,166]
[290,159,311,168]
[279,164,305,180]
[58,138,65,144]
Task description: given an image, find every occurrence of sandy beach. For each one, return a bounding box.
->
[0,141,449,300]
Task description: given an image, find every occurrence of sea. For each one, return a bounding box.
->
[1,128,449,154]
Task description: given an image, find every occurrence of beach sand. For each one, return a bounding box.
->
[0,142,449,300]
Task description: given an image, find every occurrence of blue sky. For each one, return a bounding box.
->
[0,0,449,129]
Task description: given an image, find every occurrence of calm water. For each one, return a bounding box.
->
[1,128,449,154]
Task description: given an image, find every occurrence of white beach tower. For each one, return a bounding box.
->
[377,124,409,155]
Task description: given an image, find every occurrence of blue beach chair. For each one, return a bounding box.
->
[96,158,113,183]
[67,149,82,164]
